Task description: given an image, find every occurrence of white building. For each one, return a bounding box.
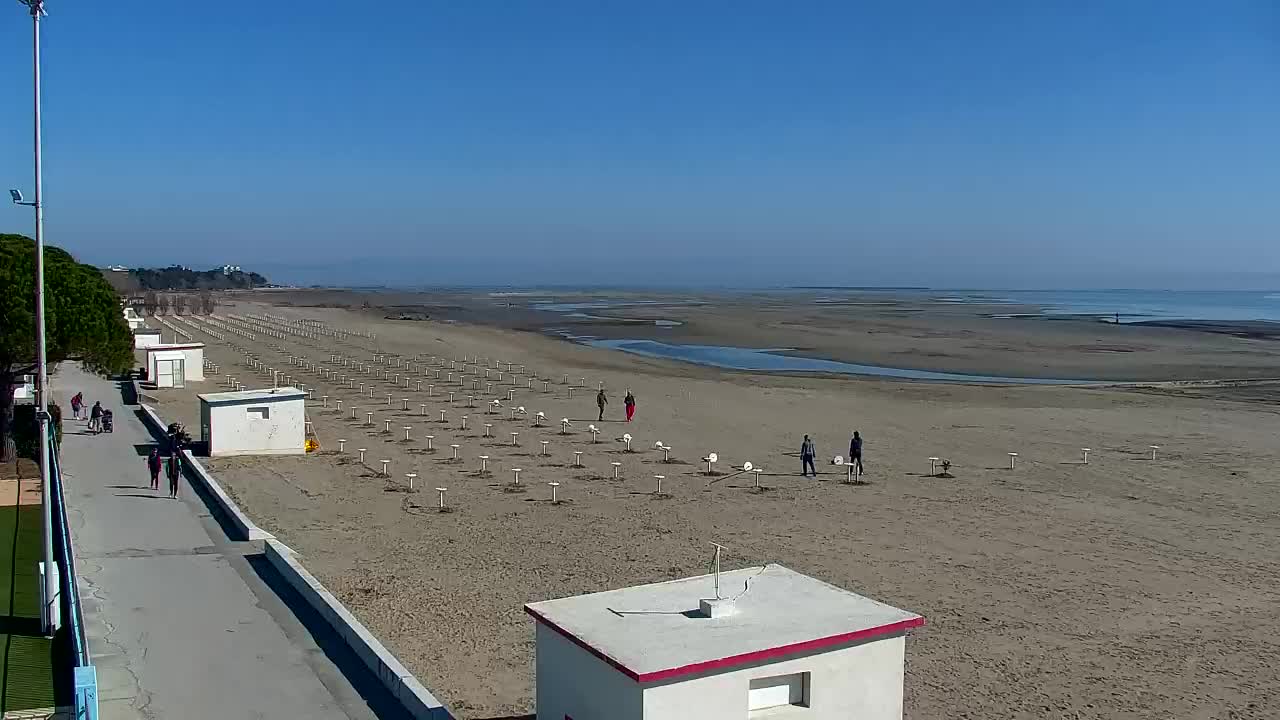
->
[144,343,205,388]
[525,564,924,720]
[122,306,146,330]
[133,328,163,349]
[12,375,34,402]
[198,387,306,456]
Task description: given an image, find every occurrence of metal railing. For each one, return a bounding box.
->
[49,430,98,718]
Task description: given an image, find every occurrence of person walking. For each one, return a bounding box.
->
[146,448,163,491]
[596,388,609,422]
[624,390,636,422]
[849,431,864,474]
[89,401,103,434]
[70,392,83,421]
[800,434,817,477]
[167,452,182,499]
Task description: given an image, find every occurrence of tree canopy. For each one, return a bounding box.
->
[121,265,268,291]
[1,233,134,460]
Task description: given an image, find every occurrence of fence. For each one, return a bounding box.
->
[49,431,98,719]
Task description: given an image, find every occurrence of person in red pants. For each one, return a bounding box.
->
[624,390,636,422]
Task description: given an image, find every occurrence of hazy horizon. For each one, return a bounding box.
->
[2,3,1277,287]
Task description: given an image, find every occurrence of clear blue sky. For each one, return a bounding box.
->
[1,1,1277,287]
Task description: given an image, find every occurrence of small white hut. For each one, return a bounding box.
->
[144,343,204,387]
[123,306,146,330]
[525,564,924,720]
[133,328,162,349]
[198,387,306,456]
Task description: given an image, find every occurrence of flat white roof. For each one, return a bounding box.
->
[198,386,305,404]
[525,564,923,683]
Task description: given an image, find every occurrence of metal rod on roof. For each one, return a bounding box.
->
[710,542,728,599]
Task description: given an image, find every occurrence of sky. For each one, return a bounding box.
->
[0,1,1277,288]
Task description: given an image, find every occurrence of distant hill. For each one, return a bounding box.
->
[102,265,269,292]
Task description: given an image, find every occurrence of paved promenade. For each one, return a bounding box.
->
[55,365,384,720]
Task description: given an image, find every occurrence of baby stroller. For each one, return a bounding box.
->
[100,409,114,434]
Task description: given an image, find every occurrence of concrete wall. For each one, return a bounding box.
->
[134,332,162,349]
[264,540,453,720]
[536,622,644,720]
[204,396,305,456]
[641,635,907,720]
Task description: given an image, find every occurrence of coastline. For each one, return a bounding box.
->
[244,287,1280,383]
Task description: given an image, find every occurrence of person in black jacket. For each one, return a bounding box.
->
[800,435,817,477]
[167,452,181,499]
[849,431,864,474]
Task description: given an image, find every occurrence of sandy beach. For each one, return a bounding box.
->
[139,291,1280,719]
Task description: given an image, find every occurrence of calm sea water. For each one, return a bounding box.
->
[926,289,1280,323]
[587,340,1087,384]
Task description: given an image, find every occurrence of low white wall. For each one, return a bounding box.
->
[134,332,162,349]
[138,404,274,542]
[264,540,453,720]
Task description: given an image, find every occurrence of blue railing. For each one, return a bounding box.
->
[49,431,98,718]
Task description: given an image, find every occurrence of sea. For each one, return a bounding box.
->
[524,289,1280,324]
[922,289,1280,323]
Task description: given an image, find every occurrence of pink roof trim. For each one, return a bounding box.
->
[524,605,924,683]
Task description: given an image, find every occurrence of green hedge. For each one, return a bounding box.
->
[13,403,62,459]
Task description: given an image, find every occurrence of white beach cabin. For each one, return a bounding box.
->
[525,564,924,720]
[133,328,163,349]
[123,306,146,330]
[199,387,306,456]
[144,343,205,388]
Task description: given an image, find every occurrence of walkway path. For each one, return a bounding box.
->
[54,365,381,720]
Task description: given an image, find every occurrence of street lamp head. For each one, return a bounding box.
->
[18,1,47,16]
[8,189,23,204]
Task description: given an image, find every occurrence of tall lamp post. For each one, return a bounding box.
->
[12,0,56,636]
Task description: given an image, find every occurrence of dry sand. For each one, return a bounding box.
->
[142,297,1280,720]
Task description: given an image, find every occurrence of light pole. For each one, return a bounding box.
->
[14,0,55,636]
